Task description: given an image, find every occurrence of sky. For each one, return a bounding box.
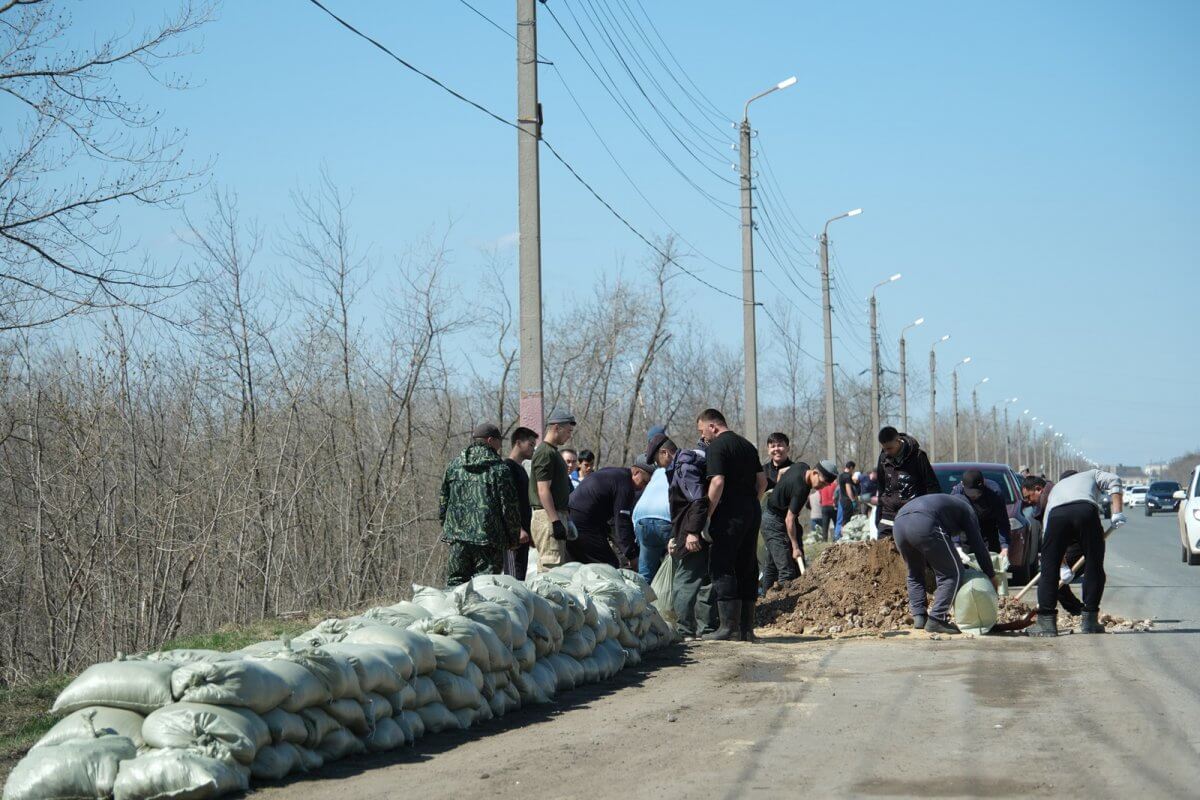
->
[67,0,1200,466]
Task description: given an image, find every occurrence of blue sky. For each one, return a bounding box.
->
[72,0,1199,465]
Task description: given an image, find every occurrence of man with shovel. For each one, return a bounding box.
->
[760,460,839,592]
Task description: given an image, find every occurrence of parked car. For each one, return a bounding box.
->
[1178,466,1200,566]
[1145,480,1182,516]
[1125,486,1148,507]
[931,462,1038,583]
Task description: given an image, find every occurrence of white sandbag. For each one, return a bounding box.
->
[250,742,302,781]
[560,626,597,660]
[361,601,432,629]
[597,639,627,675]
[472,584,533,630]
[954,569,1000,636]
[615,616,640,649]
[415,702,459,734]
[400,709,425,740]
[462,598,523,649]
[392,710,415,745]
[620,567,655,605]
[543,653,577,693]
[236,640,288,657]
[513,639,536,672]
[364,717,405,753]
[511,669,547,705]
[141,702,269,765]
[527,620,555,659]
[315,728,365,762]
[410,675,441,707]
[300,617,369,643]
[245,655,331,712]
[624,647,642,667]
[258,646,362,703]
[319,644,405,694]
[322,698,370,736]
[298,707,341,749]
[34,707,146,749]
[422,633,471,675]
[388,683,417,712]
[363,692,393,720]
[4,734,135,800]
[140,649,231,665]
[411,617,490,671]
[526,578,573,627]
[52,659,176,716]
[579,656,601,684]
[170,659,293,714]
[463,661,485,693]
[261,707,307,745]
[567,586,600,629]
[430,669,483,711]
[594,601,622,640]
[452,707,477,730]
[112,744,249,800]
[342,628,436,676]
[575,577,634,619]
[488,691,509,719]
[529,661,558,700]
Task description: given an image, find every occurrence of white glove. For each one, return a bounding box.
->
[1111,512,1127,528]
[1059,565,1074,583]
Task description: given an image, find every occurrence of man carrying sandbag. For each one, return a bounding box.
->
[439,423,521,585]
[893,493,999,634]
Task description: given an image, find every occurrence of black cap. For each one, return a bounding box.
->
[961,469,984,500]
[472,422,502,440]
[646,432,670,463]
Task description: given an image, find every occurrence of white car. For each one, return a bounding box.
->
[1125,486,1148,506]
[1179,466,1200,566]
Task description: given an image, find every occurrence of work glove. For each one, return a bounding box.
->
[1059,565,1074,583]
[1111,511,1127,528]
[551,520,568,541]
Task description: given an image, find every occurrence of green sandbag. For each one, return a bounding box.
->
[430,669,482,711]
[315,728,365,762]
[141,702,269,765]
[249,742,302,781]
[52,659,176,716]
[414,702,459,734]
[341,628,436,676]
[3,734,135,800]
[954,568,1000,636]
[319,644,404,695]
[113,744,249,800]
[170,660,293,714]
[260,708,307,745]
[364,717,405,753]
[244,655,331,712]
[35,707,146,749]
[649,557,678,625]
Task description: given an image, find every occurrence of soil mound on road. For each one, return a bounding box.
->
[757,539,912,635]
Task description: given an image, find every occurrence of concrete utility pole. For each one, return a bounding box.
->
[929,334,950,462]
[820,208,862,458]
[972,377,988,461]
[952,357,971,462]
[1003,398,1018,466]
[740,76,796,449]
[516,0,543,431]
[991,405,999,462]
[898,318,923,432]
[869,274,901,442]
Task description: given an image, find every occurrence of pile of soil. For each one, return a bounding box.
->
[996,597,1152,633]
[758,539,913,635]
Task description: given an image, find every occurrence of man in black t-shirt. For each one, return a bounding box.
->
[762,431,793,490]
[695,408,767,642]
[761,460,838,593]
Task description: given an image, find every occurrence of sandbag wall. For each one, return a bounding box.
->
[3,566,673,800]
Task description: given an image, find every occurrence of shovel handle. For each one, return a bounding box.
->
[1012,525,1117,603]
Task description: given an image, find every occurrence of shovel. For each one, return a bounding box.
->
[1012,524,1118,603]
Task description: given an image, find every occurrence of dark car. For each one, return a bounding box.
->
[932,462,1039,583]
[1146,480,1182,517]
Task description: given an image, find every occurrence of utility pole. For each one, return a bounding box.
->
[991,405,999,462]
[952,357,971,461]
[516,0,543,432]
[870,274,900,442]
[899,318,923,433]
[820,208,861,458]
[929,334,950,462]
[972,377,988,461]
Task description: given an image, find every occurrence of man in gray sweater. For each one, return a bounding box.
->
[1028,468,1125,636]
[893,493,999,634]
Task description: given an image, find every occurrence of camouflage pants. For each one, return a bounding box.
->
[446,541,505,586]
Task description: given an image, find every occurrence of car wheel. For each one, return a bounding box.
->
[1146,508,1153,517]
[1184,545,1189,563]
[1190,550,1200,567]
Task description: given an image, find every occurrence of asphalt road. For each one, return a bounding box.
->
[254,511,1200,799]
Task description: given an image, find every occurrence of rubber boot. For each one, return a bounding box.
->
[1080,611,1106,634]
[1028,613,1059,637]
[912,614,927,631]
[924,616,960,635]
[701,600,741,641]
[740,600,757,643]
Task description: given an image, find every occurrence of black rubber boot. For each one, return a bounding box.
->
[740,600,757,642]
[912,614,927,631]
[1080,611,1106,634]
[701,600,741,641]
[925,616,960,634]
[1028,613,1059,637]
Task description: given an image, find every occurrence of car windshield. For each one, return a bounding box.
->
[934,469,1015,504]
[1131,487,1147,494]
[1149,481,1180,494]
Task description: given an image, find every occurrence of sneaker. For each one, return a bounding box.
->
[925,616,960,635]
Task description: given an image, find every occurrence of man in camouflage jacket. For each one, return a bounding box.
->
[439,422,521,585]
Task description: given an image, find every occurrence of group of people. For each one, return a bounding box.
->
[438,412,1124,640]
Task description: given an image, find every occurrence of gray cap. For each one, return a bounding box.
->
[817,459,838,481]
[632,455,656,475]
[546,407,577,426]
[472,422,502,440]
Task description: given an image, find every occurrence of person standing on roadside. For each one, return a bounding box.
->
[818,479,838,541]
[1027,468,1125,636]
[858,469,878,517]
[647,430,709,639]
[503,426,538,580]
[696,408,767,642]
[836,461,859,535]
[633,450,673,582]
[874,426,941,536]
[530,409,578,572]
[761,460,838,593]
[439,423,521,585]
[566,459,654,568]
[762,432,793,490]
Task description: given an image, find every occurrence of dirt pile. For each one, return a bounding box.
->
[996,597,1153,633]
[757,539,913,635]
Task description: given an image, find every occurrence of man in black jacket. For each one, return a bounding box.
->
[874,426,941,536]
[566,461,653,568]
[955,469,1009,556]
[503,426,538,580]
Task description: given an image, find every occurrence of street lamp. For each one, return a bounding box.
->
[869,273,902,440]
[929,334,951,461]
[898,317,924,432]
[952,356,971,462]
[971,377,989,461]
[819,207,863,459]
[739,75,797,449]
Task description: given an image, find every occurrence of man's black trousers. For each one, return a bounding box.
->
[1037,500,1106,615]
[709,500,761,603]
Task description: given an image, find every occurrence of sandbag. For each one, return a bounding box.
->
[287,648,363,701]
[364,716,405,753]
[34,707,146,750]
[363,692,393,720]
[411,584,461,618]
[244,655,331,712]
[315,728,365,762]
[319,643,405,694]
[342,628,436,676]
[412,617,489,671]
[579,656,601,684]
[410,675,441,707]
[463,661,485,693]
[141,702,269,765]
[414,702,459,734]
[250,742,302,781]
[361,601,432,629]
[392,710,415,745]
[452,707,477,730]
[140,650,230,665]
[620,568,655,607]
[170,659,293,714]
[298,707,341,749]
[560,626,597,660]
[389,682,417,712]
[112,744,249,800]
[400,709,425,741]
[261,707,307,745]
[513,639,536,672]
[423,634,470,675]
[430,669,483,711]
[322,698,370,736]
[954,568,1000,636]
[295,746,324,771]
[649,556,678,623]
[52,659,176,716]
[3,734,135,800]
[462,597,525,649]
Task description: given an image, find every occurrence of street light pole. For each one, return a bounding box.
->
[929,334,950,462]
[899,317,924,432]
[972,377,989,461]
[820,207,862,458]
[952,357,971,462]
[739,76,796,449]
[516,0,544,430]
[869,274,901,441]
[1003,398,1018,466]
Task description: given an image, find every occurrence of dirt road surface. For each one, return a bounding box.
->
[254,512,1199,799]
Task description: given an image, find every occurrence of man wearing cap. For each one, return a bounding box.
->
[567,459,655,568]
[529,408,578,571]
[439,423,521,585]
[951,469,1009,555]
[633,450,673,583]
[760,460,838,593]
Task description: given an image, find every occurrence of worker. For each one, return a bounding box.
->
[762,432,793,490]
[1026,468,1125,636]
[566,458,654,568]
[952,469,1009,558]
[1021,475,1082,616]
[503,426,538,580]
[529,408,578,572]
[647,430,709,639]
[874,426,941,536]
[760,460,838,593]
[893,493,999,634]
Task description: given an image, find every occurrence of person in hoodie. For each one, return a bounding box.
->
[874,426,942,536]
[439,423,521,585]
[951,468,1009,558]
